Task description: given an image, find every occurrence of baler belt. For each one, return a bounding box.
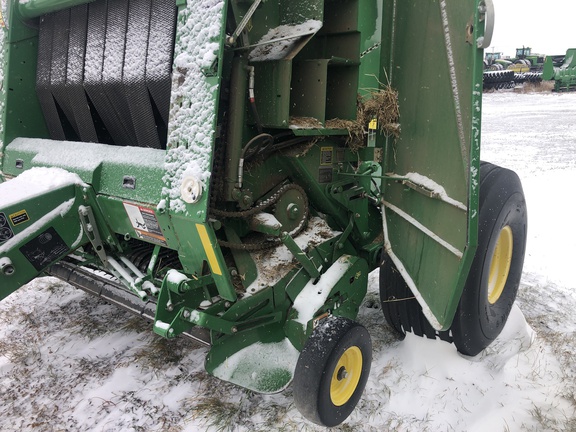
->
[36,0,176,149]
[37,13,66,141]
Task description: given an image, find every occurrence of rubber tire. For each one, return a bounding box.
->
[451,162,527,356]
[379,162,527,356]
[293,316,372,427]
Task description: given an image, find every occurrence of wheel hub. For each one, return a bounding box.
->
[488,225,513,304]
[330,346,362,406]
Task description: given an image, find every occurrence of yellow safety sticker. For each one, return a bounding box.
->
[320,146,334,165]
[9,209,30,226]
[196,223,222,276]
[369,119,378,130]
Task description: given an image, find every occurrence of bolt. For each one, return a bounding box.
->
[231,326,238,333]
[337,366,348,381]
[0,258,15,276]
[242,194,253,206]
[183,310,191,319]
[287,203,299,220]
[2,265,15,276]
[166,303,174,312]
[168,328,174,334]
[224,301,231,308]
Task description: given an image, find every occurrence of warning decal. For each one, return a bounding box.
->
[0,212,14,244]
[9,209,30,226]
[320,146,333,165]
[123,203,167,245]
[20,227,69,271]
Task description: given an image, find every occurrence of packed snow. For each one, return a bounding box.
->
[0,166,83,208]
[1,91,575,431]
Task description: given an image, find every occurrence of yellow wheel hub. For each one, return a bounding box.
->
[330,346,363,406]
[488,226,513,304]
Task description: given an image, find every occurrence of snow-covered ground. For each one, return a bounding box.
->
[1,90,576,431]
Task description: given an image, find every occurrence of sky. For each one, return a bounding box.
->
[488,0,576,57]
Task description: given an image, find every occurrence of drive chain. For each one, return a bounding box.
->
[211,183,310,251]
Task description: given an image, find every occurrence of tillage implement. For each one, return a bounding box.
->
[0,0,527,425]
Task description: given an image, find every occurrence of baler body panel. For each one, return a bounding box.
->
[380,0,483,329]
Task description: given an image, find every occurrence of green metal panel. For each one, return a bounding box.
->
[254,60,292,127]
[0,3,49,157]
[3,138,166,204]
[326,64,359,120]
[290,60,329,122]
[380,0,483,330]
[0,177,86,300]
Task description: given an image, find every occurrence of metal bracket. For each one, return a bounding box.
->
[78,205,108,265]
[333,215,355,262]
[477,0,495,49]
[227,0,263,45]
[281,232,321,279]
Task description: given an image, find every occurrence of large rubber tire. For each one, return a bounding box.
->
[293,316,372,427]
[451,162,527,356]
[380,162,527,356]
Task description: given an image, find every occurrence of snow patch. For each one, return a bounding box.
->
[0,166,82,209]
[245,216,340,295]
[390,171,467,211]
[292,255,352,326]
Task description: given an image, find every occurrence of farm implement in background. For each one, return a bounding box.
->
[483,47,546,90]
[0,0,527,426]
[543,48,576,91]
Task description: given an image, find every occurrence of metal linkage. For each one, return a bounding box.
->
[78,205,158,300]
[227,0,263,45]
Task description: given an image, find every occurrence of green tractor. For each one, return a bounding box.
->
[0,0,527,426]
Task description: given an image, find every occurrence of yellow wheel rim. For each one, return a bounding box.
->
[488,226,513,304]
[330,346,363,407]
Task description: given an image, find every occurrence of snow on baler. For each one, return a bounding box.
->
[0,0,526,426]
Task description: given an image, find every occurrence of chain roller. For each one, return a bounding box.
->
[212,183,310,251]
